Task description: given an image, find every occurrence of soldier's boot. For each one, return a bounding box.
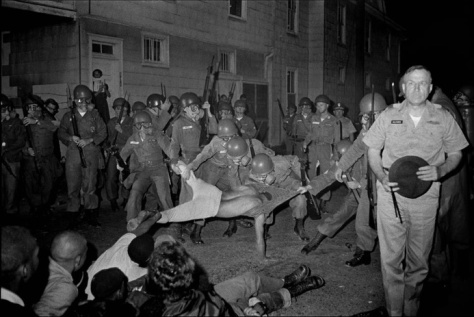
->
[345,248,371,267]
[223,219,238,238]
[190,223,204,244]
[236,218,253,228]
[294,218,310,242]
[287,275,325,298]
[85,209,101,228]
[169,223,185,243]
[283,264,311,288]
[301,232,327,255]
[110,199,119,212]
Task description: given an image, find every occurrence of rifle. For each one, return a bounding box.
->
[203,56,215,102]
[106,102,130,183]
[276,98,285,121]
[1,146,17,179]
[391,82,397,104]
[161,83,167,99]
[300,158,321,220]
[199,56,215,146]
[209,58,222,114]
[366,85,376,229]
[21,99,41,174]
[228,82,236,103]
[67,85,87,168]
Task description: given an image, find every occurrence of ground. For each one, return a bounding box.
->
[7,180,472,316]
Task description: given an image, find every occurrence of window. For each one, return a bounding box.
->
[287,69,297,107]
[219,50,236,74]
[142,32,169,68]
[229,0,247,19]
[365,18,372,54]
[386,32,391,61]
[339,66,346,84]
[337,2,346,44]
[365,73,372,89]
[287,0,299,33]
[92,42,113,55]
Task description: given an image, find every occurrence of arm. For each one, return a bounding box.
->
[417,151,462,182]
[36,117,58,132]
[367,147,398,192]
[188,138,220,170]
[157,132,172,158]
[91,112,107,145]
[169,121,182,165]
[207,115,218,135]
[120,135,136,161]
[58,113,73,146]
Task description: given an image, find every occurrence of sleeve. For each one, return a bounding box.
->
[288,155,302,176]
[189,137,219,170]
[38,117,59,132]
[58,112,72,146]
[252,139,275,156]
[347,119,357,134]
[362,113,387,150]
[243,117,257,139]
[156,112,171,132]
[33,282,78,317]
[338,133,367,172]
[120,135,135,161]
[107,120,115,144]
[442,110,470,153]
[208,116,218,135]
[92,112,107,145]
[158,132,172,158]
[169,121,182,165]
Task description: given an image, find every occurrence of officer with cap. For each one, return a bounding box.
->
[233,99,257,139]
[105,98,134,212]
[283,103,297,154]
[363,65,468,316]
[59,84,107,227]
[291,97,313,159]
[332,102,356,144]
[1,94,26,216]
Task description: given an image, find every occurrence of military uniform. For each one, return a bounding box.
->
[234,115,257,139]
[59,108,107,212]
[334,116,357,143]
[283,113,296,154]
[291,113,312,159]
[363,100,468,316]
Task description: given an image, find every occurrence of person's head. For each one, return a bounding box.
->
[217,100,234,120]
[239,94,247,101]
[234,99,247,117]
[168,95,181,116]
[147,241,195,301]
[50,230,88,273]
[1,94,13,121]
[92,69,103,79]
[133,111,154,135]
[453,83,474,107]
[288,103,297,115]
[24,96,43,118]
[146,94,166,116]
[91,267,129,302]
[180,92,201,121]
[298,97,313,116]
[225,136,250,165]
[73,85,93,112]
[333,103,345,119]
[401,65,433,106]
[314,94,331,114]
[217,118,239,142]
[131,101,146,116]
[45,98,59,116]
[127,234,155,268]
[112,98,130,118]
[249,153,276,185]
[1,226,40,293]
[219,94,229,102]
[358,92,387,127]
[336,139,353,157]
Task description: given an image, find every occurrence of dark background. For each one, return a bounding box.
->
[387,0,474,95]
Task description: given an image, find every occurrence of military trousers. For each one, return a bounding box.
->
[1,160,20,214]
[307,143,332,201]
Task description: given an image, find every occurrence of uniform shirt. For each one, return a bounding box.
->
[27,115,58,157]
[107,116,134,149]
[58,108,107,151]
[234,115,257,139]
[304,113,338,146]
[291,113,312,140]
[189,135,229,170]
[363,100,469,169]
[271,155,302,191]
[1,116,26,162]
[169,115,207,164]
[335,117,357,142]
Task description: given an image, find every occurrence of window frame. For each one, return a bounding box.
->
[337,1,347,45]
[218,49,237,75]
[286,68,298,108]
[287,0,299,34]
[141,32,170,68]
[229,0,247,20]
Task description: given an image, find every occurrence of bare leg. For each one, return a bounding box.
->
[254,214,266,259]
[221,185,259,201]
[217,195,263,218]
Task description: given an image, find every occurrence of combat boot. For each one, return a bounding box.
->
[85,209,101,228]
[294,218,310,241]
[190,223,204,244]
[223,219,238,238]
[283,264,311,288]
[345,248,371,267]
[301,232,326,255]
[287,275,325,298]
[264,224,271,240]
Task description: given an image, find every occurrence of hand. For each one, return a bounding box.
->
[77,138,91,148]
[240,129,246,134]
[115,123,123,133]
[161,99,171,112]
[335,168,343,182]
[416,165,440,182]
[116,163,124,171]
[181,164,192,180]
[72,136,81,143]
[201,101,211,110]
[297,186,310,194]
[23,117,37,126]
[52,120,60,127]
[27,147,35,156]
[381,175,399,193]
[302,145,307,152]
[243,307,261,316]
[346,180,361,190]
[171,164,181,175]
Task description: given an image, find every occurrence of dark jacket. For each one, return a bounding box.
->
[1,116,26,162]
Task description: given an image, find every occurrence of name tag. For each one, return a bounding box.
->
[130,141,139,144]
[391,120,403,124]
[312,122,320,125]
[297,120,302,122]
[427,121,440,125]
[183,126,193,130]
[219,150,227,153]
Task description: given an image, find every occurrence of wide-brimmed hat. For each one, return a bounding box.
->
[388,156,432,198]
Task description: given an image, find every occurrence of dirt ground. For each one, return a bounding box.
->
[7,180,472,316]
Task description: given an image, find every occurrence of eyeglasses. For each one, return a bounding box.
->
[47,106,58,112]
[75,98,91,104]
[134,122,153,129]
[28,104,39,111]
[187,105,199,112]
[405,81,430,89]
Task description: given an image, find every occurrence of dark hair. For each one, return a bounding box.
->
[404,65,432,82]
[45,98,59,109]
[147,241,195,301]
[93,69,103,77]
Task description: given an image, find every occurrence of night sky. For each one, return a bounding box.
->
[387,0,474,95]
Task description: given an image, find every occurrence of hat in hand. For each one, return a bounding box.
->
[91,267,128,300]
[128,234,155,267]
[388,156,432,199]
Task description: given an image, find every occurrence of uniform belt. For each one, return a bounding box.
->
[291,138,305,142]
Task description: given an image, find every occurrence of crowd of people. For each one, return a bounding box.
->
[1,64,472,316]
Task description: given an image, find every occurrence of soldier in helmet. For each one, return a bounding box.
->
[59,84,107,227]
[143,93,174,133]
[104,98,134,212]
[303,94,338,212]
[21,95,60,217]
[131,101,146,117]
[291,97,313,159]
[283,103,297,154]
[1,94,26,216]
[332,102,356,144]
[233,99,257,139]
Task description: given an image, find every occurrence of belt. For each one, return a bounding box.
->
[291,138,305,142]
[141,160,164,168]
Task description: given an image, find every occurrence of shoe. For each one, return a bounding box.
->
[294,218,310,241]
[85,209,101,228]
[351,306,388,317]
[236,218,253,228]
[110,199,119,212]
[223,219,238,238]
[283,264,311,288]
[345,250,371,267]
[301,232,326,255]
[319,200,328,213]
[264,224,271,240]
[287,275,325,297]
[190,224,204,244]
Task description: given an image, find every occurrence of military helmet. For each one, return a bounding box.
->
[336,139,353,156]
[314,94,331,105]
[133,111,152,125]
[168,95,180,106]
[132,101,146,112]
[180,92,200,109]
[0,94,12,109]
[218,119,239,138]
[288,103,297,111]
[147,94,165,109]
[298,97,313,107]
[226,136,249,158]
[218,101,233,112]
[250,153,274,175]
[234,99,247,109]
[359,92,387,113]
[73,85,93,100]
[113,97,128,109]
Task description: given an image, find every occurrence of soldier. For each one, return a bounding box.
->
[131,101,146,117]
[105,98,134,212]
[233,99,257,139]
[58,85,107,228]
[291,97,313,159]
[303,94,338,212]
[145,93,172,131]
[21,96,60,216]
[332,103,356,143]
[1,94,26,216]
[120,111,172,222]
[283,103,297,154]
